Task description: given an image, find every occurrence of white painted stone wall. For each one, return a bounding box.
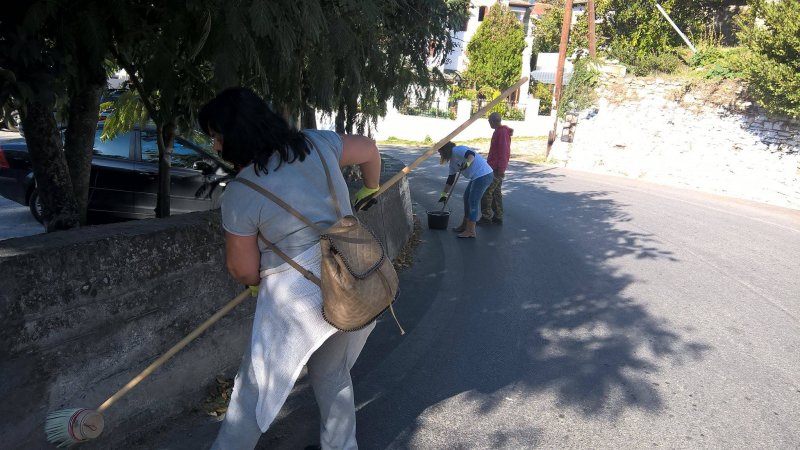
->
[556,77,800,210]
[371,100,553,142]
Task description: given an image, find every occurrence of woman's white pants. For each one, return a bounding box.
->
[211,324,374,450]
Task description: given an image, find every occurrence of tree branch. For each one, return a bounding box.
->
[108,44,160,124]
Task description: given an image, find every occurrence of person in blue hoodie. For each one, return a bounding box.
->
[437,141,494,238]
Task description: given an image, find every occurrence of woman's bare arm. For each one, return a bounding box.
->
[339,134,380,189]
[225,232,261,286]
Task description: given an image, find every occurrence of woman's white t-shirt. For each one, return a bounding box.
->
[221,130,352,270]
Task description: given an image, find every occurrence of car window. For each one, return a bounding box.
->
[94,129,132,159]
[141,131,205,169]
[182,131,234,173]
[185,130,213,151]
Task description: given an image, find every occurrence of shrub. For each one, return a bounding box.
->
[464,4,526,90]
[689,46,748,80]
[644,52,682,74]
[503,108,525,121]
[610,44,683,76]
[449,85,477,102]
[531,81,553,115]
[557,57,599,118]
[600,0,712,58]
[738,0,800,117]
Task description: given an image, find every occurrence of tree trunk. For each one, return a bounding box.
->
[345,108,355,134]
[344,97,357,134]
[64,78,104,225]
[22,97,81,231]
[155,122,175,218]
[335,102,346,134]
[302,103,317,129]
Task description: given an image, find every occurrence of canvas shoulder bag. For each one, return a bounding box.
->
[230,146,403,334]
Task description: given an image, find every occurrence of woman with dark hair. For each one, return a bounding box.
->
[199,87,381,450]
[437,141,494,238]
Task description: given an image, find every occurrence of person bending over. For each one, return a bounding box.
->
[437,141,494,239]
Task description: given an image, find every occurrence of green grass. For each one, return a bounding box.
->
[379,136,428,146]
[460,135,547,146]
[378,135,547,147]
[511,153,552,165]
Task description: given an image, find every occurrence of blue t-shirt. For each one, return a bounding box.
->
[221,130,352,270]
[449,145,493,179]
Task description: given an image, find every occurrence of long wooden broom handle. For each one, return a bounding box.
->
[97,289,252,412]
[357,76,529,209]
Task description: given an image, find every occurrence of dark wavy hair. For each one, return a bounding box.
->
[198,87,309,174]
[438,141,455,164]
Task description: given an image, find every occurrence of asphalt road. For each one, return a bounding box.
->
[148,146,800,449]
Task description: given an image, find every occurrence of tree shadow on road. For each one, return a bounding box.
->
[348,163,711,448]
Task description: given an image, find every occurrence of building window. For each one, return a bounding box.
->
[478,6,487,21]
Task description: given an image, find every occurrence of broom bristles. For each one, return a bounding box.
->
[45,408,83,448]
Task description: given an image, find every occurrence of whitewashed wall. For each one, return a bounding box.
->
[372,103,553,141]
[317,98,554,141]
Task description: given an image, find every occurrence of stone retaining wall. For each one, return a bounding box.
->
[555,76,800,210]
[0,155,413,449]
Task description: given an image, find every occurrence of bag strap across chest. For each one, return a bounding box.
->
[228,141,357,284]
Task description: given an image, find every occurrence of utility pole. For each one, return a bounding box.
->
[588,0,596,58]
[553,0,574,106]
[547,0,573,158]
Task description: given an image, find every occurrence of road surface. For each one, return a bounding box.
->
[147,145,800,449]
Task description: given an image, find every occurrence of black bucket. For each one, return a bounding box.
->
[427,210,450,230]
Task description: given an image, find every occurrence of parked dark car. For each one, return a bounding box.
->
[0,126,232,223]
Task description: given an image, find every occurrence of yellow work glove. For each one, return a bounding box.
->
[459,159,472,171]
[248,285,259,297]
[354,185,380,211]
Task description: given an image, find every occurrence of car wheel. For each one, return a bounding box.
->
[29,189,44,224]
[3,109,21,131]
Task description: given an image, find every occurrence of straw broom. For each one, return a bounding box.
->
[44,76,527,447]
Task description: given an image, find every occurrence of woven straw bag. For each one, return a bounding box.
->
[231,145,402,333]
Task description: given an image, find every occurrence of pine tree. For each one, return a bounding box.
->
[463,4,527,91]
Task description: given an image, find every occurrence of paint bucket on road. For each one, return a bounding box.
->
[427,169,461,230]
[427,210,450,230]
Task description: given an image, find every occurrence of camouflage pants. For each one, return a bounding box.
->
[480,175,503,220]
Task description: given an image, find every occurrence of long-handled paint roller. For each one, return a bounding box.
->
[355,76,529,211]
[44,288,252,447]
[43,76,528,447]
